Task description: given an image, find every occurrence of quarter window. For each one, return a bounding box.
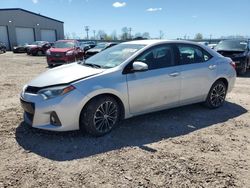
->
[135,45,175,70]
[177,44,212,64]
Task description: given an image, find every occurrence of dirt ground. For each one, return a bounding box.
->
[0,52,249,188]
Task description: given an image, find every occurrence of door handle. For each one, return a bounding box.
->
[169,72,180,77]
[208,65,217,70]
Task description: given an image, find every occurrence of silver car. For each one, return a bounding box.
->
[20,40,236,136]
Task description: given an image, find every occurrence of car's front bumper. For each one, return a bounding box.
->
[20,88,89,131]
[47,55,75,65]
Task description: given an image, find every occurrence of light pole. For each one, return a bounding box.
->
[84,26,89,40]
[93,30,96,40]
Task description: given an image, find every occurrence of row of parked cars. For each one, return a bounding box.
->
[1,38,250,75]
[11,40,118,67]
[200,39,250,75]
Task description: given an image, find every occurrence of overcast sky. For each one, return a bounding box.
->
[1,0,250,39]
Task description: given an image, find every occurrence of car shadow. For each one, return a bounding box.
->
[15,101,247,161]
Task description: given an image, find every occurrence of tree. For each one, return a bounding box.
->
[111,30,118,40]
[159,30,164,39]
[121,27,129,40]
[194,33,203,40]
[142,32,150,39]
[96,30,107,40]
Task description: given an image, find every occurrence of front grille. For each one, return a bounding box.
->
[51,52,65,58]
[25,86,41,94]
[20,98,35,114]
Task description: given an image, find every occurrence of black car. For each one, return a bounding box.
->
[0,42,7,53]
[26,41,51,56]
[13,43,29,53]
[84,42,118,59]
[215,39,250,75]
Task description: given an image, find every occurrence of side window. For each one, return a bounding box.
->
[177,44,212,65]
[135,45,175,70]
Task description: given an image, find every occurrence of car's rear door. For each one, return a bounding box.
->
[125,44,181,114]
[174,43,217,105]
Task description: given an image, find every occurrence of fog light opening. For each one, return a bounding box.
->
[50,112,62,126]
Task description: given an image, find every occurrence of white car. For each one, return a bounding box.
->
[20,40,236,136]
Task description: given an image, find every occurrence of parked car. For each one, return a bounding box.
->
[46,40,85,67]
[27,41,51,56]
[0,42,7,53]
[84,42,118,59]
[13,43,29,53]
[215,39,250,75]
[198,41,209,46]
[20,40,236,136]
[208,43,217,49]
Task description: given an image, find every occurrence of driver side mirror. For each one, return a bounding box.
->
[132,61,148,72]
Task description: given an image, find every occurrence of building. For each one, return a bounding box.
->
[0,8,64,50]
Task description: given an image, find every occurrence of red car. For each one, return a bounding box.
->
[46,40,84,67]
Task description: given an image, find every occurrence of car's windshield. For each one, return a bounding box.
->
[215,40,248,51]
[83,43,146,68]
[54,41,75,48]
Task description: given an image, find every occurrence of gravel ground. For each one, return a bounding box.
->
[0,52,250,188]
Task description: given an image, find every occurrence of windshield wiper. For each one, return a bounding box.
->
[83,63,102,69]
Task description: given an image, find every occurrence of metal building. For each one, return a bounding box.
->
[0,8,64,50]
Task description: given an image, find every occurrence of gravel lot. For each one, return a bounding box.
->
[0,52,250,188]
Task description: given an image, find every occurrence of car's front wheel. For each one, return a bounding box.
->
[80,96,120,136]
[205,80,227,109]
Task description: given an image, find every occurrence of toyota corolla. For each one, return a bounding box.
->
[20,40,236,136]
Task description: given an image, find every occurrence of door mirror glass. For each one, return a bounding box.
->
[133,61,148,71]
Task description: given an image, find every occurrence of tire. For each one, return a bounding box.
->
[238,61,247,76]
[80,96,120,137]
[205,81,227,109]
[37,50,43,56]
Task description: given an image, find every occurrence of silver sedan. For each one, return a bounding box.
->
[20,40,236,136]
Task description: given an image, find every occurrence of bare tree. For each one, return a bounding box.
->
[142,32,150,39]
[194,33,203,40]
[159,30,164,39]
[121,27,129,40]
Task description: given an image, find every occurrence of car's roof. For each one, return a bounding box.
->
[123,39,204,46]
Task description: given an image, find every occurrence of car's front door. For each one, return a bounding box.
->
[125,44,181,115]
[175,44,217,104]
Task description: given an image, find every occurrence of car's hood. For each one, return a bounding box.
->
[28,63,104,87]
[49,48,74,53]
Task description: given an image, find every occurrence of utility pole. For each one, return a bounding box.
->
[209,34,212,43]
[84,26,89,40]
[93,30,96,40]
[128,27,132,39]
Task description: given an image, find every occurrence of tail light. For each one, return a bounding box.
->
[230,61,236,69]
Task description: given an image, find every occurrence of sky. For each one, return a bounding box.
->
[1,0,250,39]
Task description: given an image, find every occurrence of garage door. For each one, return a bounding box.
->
[41,29,56,42]
[0,26,10,50]
[16,27,35,45]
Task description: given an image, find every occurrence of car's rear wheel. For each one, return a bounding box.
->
[37,50,43,56]
[238,61,247,76]
[205,80,227,109]
[80,96,120,136]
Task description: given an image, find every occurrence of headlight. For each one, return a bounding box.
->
[38,85,75,100]
[66,51,74,56]
[46,50,51,55]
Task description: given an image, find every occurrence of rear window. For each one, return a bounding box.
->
[177,44,212,64]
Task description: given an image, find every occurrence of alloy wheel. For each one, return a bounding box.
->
[93,101,118,133]
[210,83,226,107]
